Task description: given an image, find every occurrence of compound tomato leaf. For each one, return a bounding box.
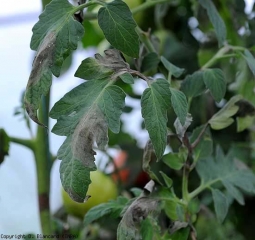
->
[141,79,171,159]
[170,88,188,126]
[50,79,126,202]
[24,0,84,125]
[203,68,226,102]
[98,0,139,57]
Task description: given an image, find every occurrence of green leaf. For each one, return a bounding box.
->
[237,115,254,132]
[0,129,10,165]
[196,146,255,207]
[170,88,188,125]
[98,0,139,57]
[209,95,242,130]
[241,49,255,76]
[171,227,190,240]
[211,189,228,223]
[198,0,227,47]
[75,49,130,81]
[141,79,171,159]
[84,196,129,226]
[159,171,173,188]
[161,56,185,78]
[141,52,160,72]
[119,72,134,84]
[50,79,126,202]
[140,217,154,240]
[24,0,84,125]
[162,153,184,170]
[203,68,226,102]
[190,125,213,160]
[181,71,206,98]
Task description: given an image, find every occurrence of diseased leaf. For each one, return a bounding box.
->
[181,71,206,98]
[170,88,188,126]
[0,129,10,165]
[50,79,126,202]
[174,113,192,138]
[117,195,159,240]
[196,146,255,208]
[209,95,242,130]
[161,56,185,78]
[241,49,255,76]
[25,0,84,125]
[98,0,139,57]
[75,49,130,81]
[203,68,226,102]
[141,79,171,159]
[199,0,227,47]
[211,189,228,223]
[84,196,129,226]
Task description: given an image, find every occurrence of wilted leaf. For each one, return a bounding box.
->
[0,129,10,165]
[174,113,192,138]
[84,196,129,226]
[75,49,130,81]
[161,56,185,78]
[25,0,84,125]
[170,88,188,125]
[181,71,206,98]
[203,68,226,102]
[141,79,171,159]
[211,189,228,223]
[209,95,242,130]
[50,79,125,202]
[199,0,227,47]
[98,0,139,57]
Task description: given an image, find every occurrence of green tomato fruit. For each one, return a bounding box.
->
[62,170,118,219]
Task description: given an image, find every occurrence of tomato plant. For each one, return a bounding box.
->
[2,0,255,239]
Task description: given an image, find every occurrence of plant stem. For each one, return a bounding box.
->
[201,45,230,70]
[9,137,34,150]
[136,27,156,53]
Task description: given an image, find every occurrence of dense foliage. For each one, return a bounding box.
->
[1,0,255,239]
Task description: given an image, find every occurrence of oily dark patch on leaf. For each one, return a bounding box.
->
[75,49,130,81]
[98,0,139,57]
[25,0,84,125]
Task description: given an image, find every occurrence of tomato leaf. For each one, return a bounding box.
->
[84,196,129,226]
[211,189,228,223]
[24,0,84,125]
[119,72,134,84]
[170,88,188,126]
[209,95,242,130]
[50,79,125,202]
[141,79,171,159]
[198,0,227,47]
[240,49,255,76]
[181,71,206,98]
[161,56,185,78]
[203,68,226,102]
[98,0,139,57]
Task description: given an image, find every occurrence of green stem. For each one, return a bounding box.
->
[188,179,220,199]
[10,137,34,150]
[201,45,230,70]
[136,27,156,53]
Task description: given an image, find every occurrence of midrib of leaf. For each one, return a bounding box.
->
[189,170,242,199]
